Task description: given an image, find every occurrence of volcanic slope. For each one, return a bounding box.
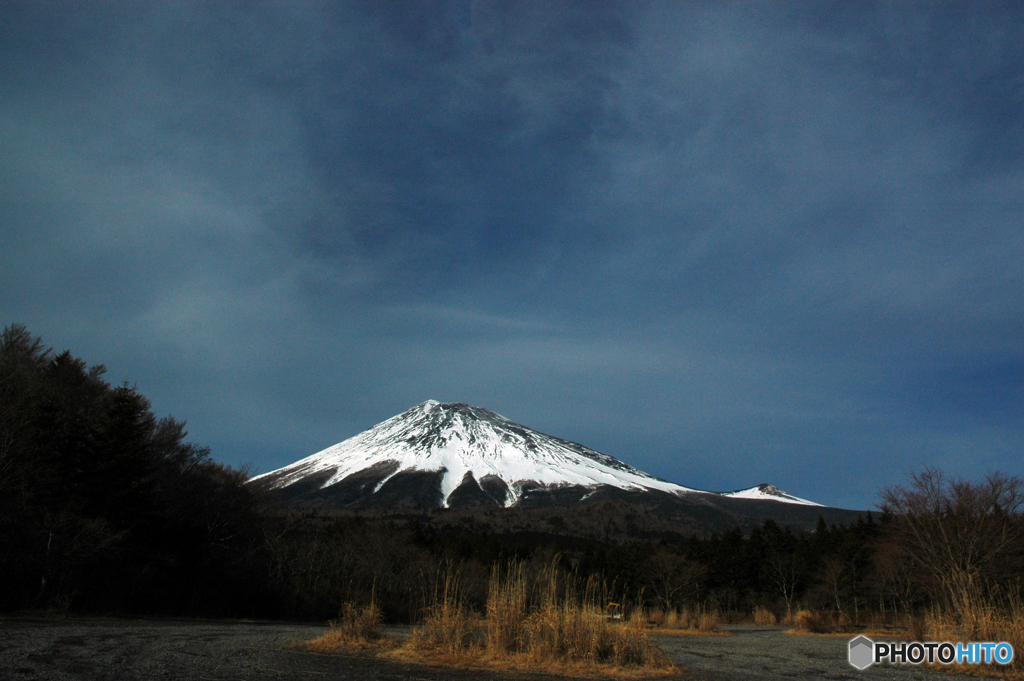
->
[250,400,823,512]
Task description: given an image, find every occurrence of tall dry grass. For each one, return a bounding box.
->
[306,560,673,674]
[410,562,478,654]
[486,562,529,653]
[485,562,670,667]
[922,596,1024,679]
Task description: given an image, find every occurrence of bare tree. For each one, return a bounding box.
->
[819,555,847,617]
[881,468,1024,626]
[764,550,799,620]
[872,535,919,621]
[646,548,706,611]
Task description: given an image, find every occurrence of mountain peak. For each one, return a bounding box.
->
[721,483,819,506]
[252,400,697,508]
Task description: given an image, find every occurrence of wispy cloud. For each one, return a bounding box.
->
[2,1,1021,509]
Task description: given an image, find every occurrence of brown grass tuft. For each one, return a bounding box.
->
[304,601,392,651]
[788,609,844,634]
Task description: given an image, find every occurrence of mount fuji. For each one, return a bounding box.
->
[250,400,822,511]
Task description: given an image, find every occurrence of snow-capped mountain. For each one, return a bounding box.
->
[721,483,819,506]
[250,400,821,510]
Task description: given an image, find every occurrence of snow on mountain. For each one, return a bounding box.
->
[250,400,818,508]
[721,484,821,506]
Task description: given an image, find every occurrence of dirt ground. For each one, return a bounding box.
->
[0,617,987,680]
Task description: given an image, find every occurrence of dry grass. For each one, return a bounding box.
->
[485,563,672,667]
[781,600,1023,680]
[305,561,675,678]
[922,600,1024,680]
[410,598,479,654]
[641,606,729,635]
[785,609,851,635]
[486,562,528,653]
[753,606,777,626]
[409,561,481,654]
[304,602,394,651]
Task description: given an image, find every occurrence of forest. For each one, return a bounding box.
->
[2,323,1021,633]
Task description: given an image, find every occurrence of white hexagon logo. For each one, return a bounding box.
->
[849,635,875,670]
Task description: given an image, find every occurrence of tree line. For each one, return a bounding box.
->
[0,324,271,615]
[2,323,1020,626]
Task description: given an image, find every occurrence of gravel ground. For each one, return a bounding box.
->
[0,617,994,681]
[653,625,988,681]
[0,618,555,681]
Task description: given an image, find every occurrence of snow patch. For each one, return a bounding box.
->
[721,484,821,506]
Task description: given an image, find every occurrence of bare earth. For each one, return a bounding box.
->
[0,618,987,681]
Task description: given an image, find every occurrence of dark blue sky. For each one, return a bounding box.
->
[2,2,1021,510]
